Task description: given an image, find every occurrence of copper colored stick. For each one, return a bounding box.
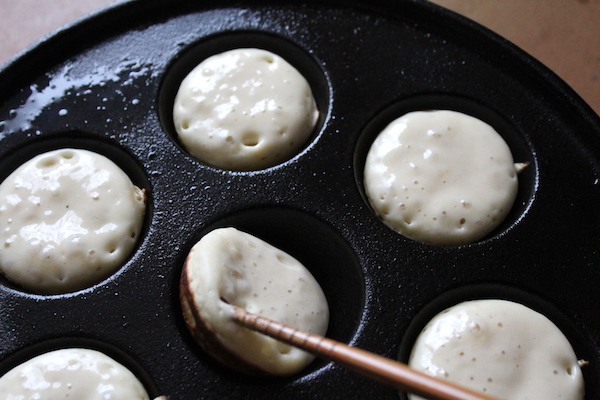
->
[232,307,502,400]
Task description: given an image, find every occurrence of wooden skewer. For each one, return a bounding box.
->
[232,307,502,400]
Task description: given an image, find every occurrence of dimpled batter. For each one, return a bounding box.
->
[0,348,150,400]
[0,148,146,294]
[181,227,329,376]
[364,110,519,246]
[408,299,584,400]
[173,48,319,171]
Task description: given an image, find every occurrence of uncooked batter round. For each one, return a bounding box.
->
[173,48,319,171]
[407,299,584,400]
[0,148,146,293]
[0,348,150,399]
[364,110,518,246]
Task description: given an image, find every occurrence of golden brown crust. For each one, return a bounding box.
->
[179,257,271,376]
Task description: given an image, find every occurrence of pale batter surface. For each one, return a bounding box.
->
[408,299,584,400]
[181,227,329,376]
[0,148,146,294]
[364,110,518,246]
[0,348,149,400]
[173,48,319,171]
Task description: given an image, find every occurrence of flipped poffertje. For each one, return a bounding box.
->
[180,227,329,376]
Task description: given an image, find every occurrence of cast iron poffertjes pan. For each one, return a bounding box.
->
[1,0,599,399]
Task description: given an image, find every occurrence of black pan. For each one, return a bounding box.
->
[1,1,599,398]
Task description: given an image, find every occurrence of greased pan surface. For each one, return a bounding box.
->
[1,0,600,398]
